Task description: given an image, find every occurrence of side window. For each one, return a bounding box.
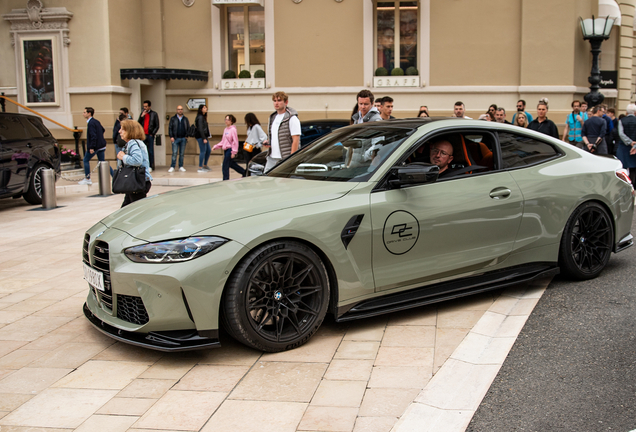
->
[0,116,28,141]
[404,131,496,179]
[498,132,560,169]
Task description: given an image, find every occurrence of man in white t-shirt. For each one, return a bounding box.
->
[264,91,301,172]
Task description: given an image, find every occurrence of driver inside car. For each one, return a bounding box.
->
[429,140,454,177]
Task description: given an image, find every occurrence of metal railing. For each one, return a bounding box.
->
[1,93,84,169]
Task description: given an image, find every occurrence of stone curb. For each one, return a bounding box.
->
[391,279,550,432]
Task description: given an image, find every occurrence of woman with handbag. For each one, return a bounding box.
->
[195,104,212,173]
[116,120,153,207]
[212,114,245,180]
[243,113,267,176]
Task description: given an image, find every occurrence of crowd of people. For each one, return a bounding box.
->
[77,89,636,199]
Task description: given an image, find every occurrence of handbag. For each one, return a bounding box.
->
[187,124,197,138]
[112,140,147,194]
[243,142,254,152]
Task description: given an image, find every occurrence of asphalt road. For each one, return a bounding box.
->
[468,215,636,432]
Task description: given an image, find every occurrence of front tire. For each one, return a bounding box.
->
[23,163,48,205]
[559,202,613,280]
[222,241,330,352]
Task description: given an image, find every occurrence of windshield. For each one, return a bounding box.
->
[268,124,415,182]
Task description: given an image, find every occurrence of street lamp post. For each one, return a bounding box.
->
[580,16,615,107]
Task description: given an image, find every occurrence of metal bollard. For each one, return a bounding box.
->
[41,168,56,209]
[98,161,112,196]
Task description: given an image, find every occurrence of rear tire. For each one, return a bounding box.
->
[222,241,330,352]
[23,163,48,205]
[558,202,613,280]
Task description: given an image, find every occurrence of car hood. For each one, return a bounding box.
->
[100,176,358,242]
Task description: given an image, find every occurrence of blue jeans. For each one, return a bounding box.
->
[145,135,155,169]
[222,148,246,180]
[171,138,187,168]
[197,138,211,167]
[83,148,111,177]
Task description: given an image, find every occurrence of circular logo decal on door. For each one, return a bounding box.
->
[382,210,420,255]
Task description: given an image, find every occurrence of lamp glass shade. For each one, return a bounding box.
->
[580,16,615,38]
[602,17,615,36]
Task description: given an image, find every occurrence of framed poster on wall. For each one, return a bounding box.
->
[20,37,59,106]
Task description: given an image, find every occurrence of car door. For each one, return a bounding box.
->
[370,129,524,292]
[0,115,30,195]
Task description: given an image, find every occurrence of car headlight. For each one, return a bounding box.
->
[124,236,229,263]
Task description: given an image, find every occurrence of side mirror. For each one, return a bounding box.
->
[388,163,439,189]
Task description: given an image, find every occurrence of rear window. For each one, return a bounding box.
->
[0,115,28,140]
[498,132,561,169]
[25,117,51,137]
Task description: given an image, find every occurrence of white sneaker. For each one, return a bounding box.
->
[168,167,175,173]
[148,167,153,173]
[197,168,205,173]
[78,178,92,185]
[179,167,186,172]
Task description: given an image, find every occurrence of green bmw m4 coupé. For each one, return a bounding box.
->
[83,119,634,352]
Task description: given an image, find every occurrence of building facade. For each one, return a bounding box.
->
[1,0,635,165]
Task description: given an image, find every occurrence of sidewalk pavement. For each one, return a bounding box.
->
[0,166,551,432]
[56,163,241,195]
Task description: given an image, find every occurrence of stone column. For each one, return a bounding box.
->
[618,1,636,110]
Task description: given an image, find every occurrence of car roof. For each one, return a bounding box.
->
[0,112,42,121]
[301,119,350,126]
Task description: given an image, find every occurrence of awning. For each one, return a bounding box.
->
[599,0,622,26]
[120,68,208,82]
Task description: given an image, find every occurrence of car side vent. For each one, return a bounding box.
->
[341,214,365,249]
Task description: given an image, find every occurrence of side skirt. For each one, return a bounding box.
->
[336,263,559,322]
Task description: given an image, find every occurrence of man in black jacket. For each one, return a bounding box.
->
[582,105,608,154]
[79,107,109,185]
[138,100,159,171]
[168,105,190,172]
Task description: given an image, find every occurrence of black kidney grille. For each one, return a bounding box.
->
[117,294,150,325]
[91,240,112,310]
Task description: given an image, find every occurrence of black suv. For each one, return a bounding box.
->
[0,113,61,204]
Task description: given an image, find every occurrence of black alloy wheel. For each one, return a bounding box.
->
[23,163,47,205]
[223,241,330,352]
[559,202,613,280]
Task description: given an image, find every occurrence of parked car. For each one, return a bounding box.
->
[247,118,350,176]
[0,112,61,204]
[82,118,634,353]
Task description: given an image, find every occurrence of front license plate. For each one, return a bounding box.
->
[83,263,105,292]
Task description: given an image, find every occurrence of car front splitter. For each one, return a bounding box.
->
[83,303,220,352]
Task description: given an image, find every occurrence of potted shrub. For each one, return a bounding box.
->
[391,67,405,76]
[254,69,265,78]
[238,70,251,79]
[375,67,389,76]
[222,70,237,79]
[406,66,418,76]
[60,146,78,163]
